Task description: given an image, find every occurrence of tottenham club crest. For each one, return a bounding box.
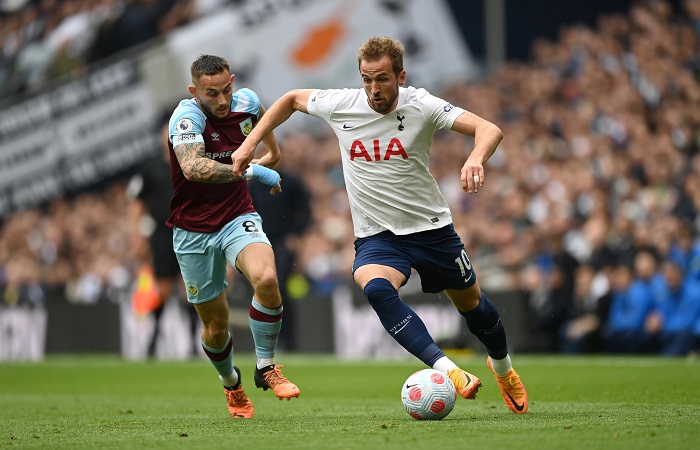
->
[176,118,194,133]
[397,114,405,131]
[240,117,253,136]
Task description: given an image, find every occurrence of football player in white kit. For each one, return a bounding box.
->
[233,37,528,414]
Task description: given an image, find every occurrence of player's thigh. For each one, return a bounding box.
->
[353,264,406,290]
[235,241,278,286]
[219,212,272,271]
[352,232,410,290]
[411,225,476,293]
[233,243,282,309]
[173,228,228,304]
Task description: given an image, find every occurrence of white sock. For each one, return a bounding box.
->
[432,356,458,374]
[490,355,512,376]
[257,357,274,370]
[220,370,239,388]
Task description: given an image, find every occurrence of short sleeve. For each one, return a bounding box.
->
[306,89,345,121]
[169,99,205,147]
[233,88,261,117]
[414,88,466,130]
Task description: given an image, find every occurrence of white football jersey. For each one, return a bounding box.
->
[307,86,466,237]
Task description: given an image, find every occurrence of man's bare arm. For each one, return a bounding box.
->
[451,110,503,194]
[232,89,313,177]
[251,104,282,169]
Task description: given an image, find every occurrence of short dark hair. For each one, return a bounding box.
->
[190,55,230,83]
[357,37,404,75]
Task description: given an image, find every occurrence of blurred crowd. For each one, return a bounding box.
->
[0,0,234,97]
[1,0,700,356]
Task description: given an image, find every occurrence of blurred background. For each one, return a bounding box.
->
[1,0,699,361]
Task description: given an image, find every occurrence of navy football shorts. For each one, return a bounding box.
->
[352,223,477,293]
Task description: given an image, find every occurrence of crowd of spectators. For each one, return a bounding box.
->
[1,0,700,356]
[0,0,233,98]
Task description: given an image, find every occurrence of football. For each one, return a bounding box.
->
[400,369,457,420]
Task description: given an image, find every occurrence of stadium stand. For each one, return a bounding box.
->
[1,0,699,356]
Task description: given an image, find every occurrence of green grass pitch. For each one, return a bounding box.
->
[1,354,698,449]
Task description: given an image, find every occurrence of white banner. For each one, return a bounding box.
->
[165,0,478,107]
[331,284,462,359]
[0,60,160,218]
[0,307,47,361]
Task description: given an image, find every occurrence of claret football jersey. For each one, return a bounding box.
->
[306,86,466,237]
[166,88,260,233]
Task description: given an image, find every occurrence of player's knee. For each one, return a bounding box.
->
[254,277,280,297]
[458,284,483,312]
[364,278,398,310]
[249,268,279,293]
[462,294,481,312]
[202,317,229,341]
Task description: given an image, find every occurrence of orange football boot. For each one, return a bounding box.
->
[446,368,482,400]
[254,364,300,400]
[487,357,528,414]
[224,366,254,418]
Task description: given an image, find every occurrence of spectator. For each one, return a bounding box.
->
[559,264,612,353]
[645,260,700,356]
[526,230,580,351]
[604,251,661,353]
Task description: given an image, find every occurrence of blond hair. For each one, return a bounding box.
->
[357,37,404,75]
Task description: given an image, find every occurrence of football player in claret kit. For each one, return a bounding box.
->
[234,37,529,414]
[167,54,300,419]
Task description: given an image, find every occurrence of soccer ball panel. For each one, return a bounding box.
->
[400,369,457,420]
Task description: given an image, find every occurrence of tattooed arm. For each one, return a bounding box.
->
[173,141,281,194]
[173,142,244,184]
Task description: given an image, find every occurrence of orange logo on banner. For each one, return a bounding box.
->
[291,15,345,67]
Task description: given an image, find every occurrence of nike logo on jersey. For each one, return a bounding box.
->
[342,124,353,129]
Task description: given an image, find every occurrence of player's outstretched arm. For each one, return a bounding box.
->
[450,111,503,194]
[174,141,245,184]
[251,104,282,169]
[245,164,282,195]
[232,89,314,178]
[173,139,281,193]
